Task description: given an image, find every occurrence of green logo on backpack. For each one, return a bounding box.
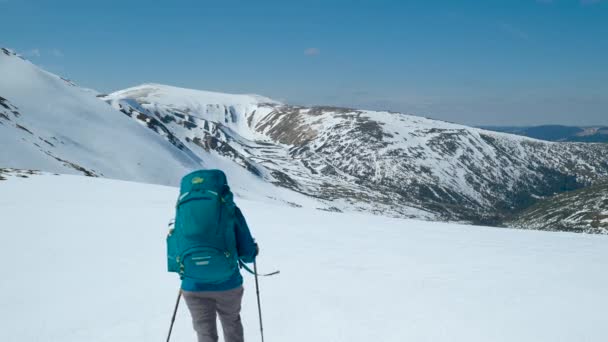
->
[167,170,238,284]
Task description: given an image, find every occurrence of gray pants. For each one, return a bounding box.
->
[182,286,245,342]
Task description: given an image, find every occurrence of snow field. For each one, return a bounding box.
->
[1,174,607,341]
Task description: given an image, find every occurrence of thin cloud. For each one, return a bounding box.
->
[304,47,320,56]
[21,48,64,58]
[499,23,530,41]
[24,49,41,57]
[51,48,64,57]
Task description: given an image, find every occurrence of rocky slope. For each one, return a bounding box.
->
[103,84,608,226]
[507,181,608,234]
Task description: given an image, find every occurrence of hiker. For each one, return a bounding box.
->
[167,170,258,342]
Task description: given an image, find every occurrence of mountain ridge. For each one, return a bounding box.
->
[103,83,608,227]
[2,48,607,232]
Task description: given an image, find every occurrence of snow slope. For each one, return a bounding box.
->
[0,50,321,208]
[0,48,200,185]
[107,83,279,142]
[1,173,607,341]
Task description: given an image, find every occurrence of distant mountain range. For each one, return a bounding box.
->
[479,125,608,143]
[2,47,608,233]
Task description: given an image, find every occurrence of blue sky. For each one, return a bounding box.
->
[1,0,607,126]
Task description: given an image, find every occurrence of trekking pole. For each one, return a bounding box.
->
[166,289,182,342]
[254,260,265,342]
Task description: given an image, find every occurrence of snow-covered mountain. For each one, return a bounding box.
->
[0,48,320,207]
[0,48,199,185]
[103,83,608,226]
[2,47,607,230]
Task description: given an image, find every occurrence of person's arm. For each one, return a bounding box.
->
[234,206,258,263]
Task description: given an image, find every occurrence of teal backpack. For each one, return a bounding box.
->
[167,169,239,283]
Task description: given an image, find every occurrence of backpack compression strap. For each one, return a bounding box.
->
[239,259,280,277]
[176,190,226,207]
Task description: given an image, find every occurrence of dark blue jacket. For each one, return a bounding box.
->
[181,207,257,292]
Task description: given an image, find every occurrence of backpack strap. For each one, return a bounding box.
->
[238,259,280,277]
[176,189,225,208]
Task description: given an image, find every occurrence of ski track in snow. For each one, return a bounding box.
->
[1,174,607,342]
